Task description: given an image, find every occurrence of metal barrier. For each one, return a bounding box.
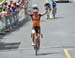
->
[0,14,6,33]
[0,0,32,34]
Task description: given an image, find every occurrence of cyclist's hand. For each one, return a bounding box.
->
[45,6,48,10]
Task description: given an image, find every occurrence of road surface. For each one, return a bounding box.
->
[0,0,75,58]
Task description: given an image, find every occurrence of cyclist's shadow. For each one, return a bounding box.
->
[54,17,64,20]
[37,52,61,56]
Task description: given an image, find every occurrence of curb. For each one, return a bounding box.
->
[56,1,70,3]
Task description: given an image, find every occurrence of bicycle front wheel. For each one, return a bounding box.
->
[35,47,38,56]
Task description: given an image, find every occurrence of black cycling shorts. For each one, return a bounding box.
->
[33,26,41,33]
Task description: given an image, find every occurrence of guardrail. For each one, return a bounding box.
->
[0,0,32,35]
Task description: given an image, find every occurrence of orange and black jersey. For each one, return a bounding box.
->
[30,14,42,27]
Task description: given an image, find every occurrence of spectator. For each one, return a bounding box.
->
[9,1,17,26]
[8,5,15,14]
[2,3,8,11]
[0,0,29,32]
[9,1,15,8]
[5,7,14,31]
[15,3,20,25]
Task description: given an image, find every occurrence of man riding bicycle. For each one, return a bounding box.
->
[52,0,57,19]
[25,4,48,46]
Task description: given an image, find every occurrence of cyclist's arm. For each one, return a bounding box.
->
[25,10,31,16]
[41,10,48,16]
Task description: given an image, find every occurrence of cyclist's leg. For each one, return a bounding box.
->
[31,27,36,46]
[47,7,51,19]
[31,33,35,43]
[52,9,54,18]
[48,7,51,19]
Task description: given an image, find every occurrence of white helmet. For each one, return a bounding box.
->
[32,4,38,8]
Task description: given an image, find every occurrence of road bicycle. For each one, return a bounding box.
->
[32,30,42,56]
[34,32,40,56]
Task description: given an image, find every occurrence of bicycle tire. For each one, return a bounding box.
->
[34,36,38,56]
[35,38,38,56]
[35,47,38,56]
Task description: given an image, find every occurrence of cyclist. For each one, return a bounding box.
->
[25,4,48,46]
[44,3,51,19]
[52,0,57,19]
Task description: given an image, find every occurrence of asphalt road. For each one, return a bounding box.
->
[0,0,75,58]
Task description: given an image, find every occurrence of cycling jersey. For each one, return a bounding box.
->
[30,14,42,27]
